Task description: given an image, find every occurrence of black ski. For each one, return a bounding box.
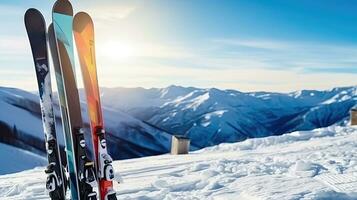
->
[24,8,67,200]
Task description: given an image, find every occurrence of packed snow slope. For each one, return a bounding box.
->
[1,125,356,199]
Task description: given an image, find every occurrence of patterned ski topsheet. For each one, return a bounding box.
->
[73,12,115,200]
[52,0,80,199]
[73,12,103,127]
[25,8,66,199]
[25,9,56,142]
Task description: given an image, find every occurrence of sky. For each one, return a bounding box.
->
[1,0,357,92]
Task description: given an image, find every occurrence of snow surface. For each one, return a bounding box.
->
[0,87,44,140]
[1,125,357,199]
[0,143,46,175]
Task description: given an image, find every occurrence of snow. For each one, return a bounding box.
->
[2,85,357,198]
[184,92,210,111]
[2,85,357,158]
[0,88,44,140]
[1,85,357,174]
[1,125,357,199]
[0,143,46,175]
[108,85,357,148]
[0,86,171,163]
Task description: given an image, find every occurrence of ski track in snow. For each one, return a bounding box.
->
[1,125,357,199]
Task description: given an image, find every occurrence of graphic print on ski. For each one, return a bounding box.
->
[74,12,117,200]
[24,9,67,200]
[52,1,97,199]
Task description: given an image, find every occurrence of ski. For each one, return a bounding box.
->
[51,0,97,199]
[24,8,67,200]
[73,12,117,200]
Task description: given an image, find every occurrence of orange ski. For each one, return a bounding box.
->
[73,12,117,200]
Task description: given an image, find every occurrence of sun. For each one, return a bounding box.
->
[98,40,135,60]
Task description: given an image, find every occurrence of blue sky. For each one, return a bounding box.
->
[1,0,357,92]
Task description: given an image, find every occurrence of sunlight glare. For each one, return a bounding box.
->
[99,41,134,60]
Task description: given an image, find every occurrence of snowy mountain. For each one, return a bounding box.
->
[99,85,357,148]
[1,85,357,174]
[1,125,356,199]
[0,143,46,175]
[0,87,171,174]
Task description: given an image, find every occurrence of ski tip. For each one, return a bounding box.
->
[24,8,42,22]
[24,8,45,31]
[74,12,92,22]
[52,0,73,16]
[25,8,40,18]
[73,12,94,32]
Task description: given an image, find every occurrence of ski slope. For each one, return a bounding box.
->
[1,125,357,199]
[0,143,46,175]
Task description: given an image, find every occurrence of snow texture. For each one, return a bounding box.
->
[1,125,356,199]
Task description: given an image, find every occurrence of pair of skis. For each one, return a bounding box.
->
[24,0,116,199]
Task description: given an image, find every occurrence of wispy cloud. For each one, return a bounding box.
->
[0,5,23,16]
[95,59,357,92]
[87,5,136,22]
[213,38,289,50]
[0,35,30,61]
[93,36,357,91]
[303,67,357,74]
[2,0,357,92]
[211,38,357,74]
[96,40,195,61]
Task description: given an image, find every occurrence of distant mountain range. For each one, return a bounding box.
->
[98,85,357,148]
[0,85,356,174]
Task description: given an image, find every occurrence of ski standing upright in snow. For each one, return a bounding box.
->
[73,12,117,200]
[24,8,67,200]
[51,0,97,199]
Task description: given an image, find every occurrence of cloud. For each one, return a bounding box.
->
[94,58,357,92]
[96,40,194,60]
[303,67,357,74]
[0,5,23,16]
[211,38,357,73]
[89,35,357,92]
[0,68,37,91]
[0,35,31,61]
[213,38,290,50]
[87,5,136,22]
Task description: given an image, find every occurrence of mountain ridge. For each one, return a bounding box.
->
[1,85,356,173]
